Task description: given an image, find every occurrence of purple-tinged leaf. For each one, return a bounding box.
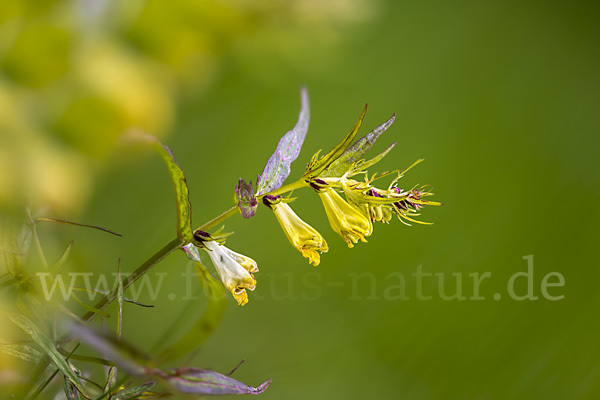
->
[162,367,271,395]
[256,88,310,196]
[345,141,397,178]
[235,178,258,218]
[321,113,396,178]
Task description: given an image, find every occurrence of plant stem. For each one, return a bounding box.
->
[262,179,309,198]
[81,237,184,323]
[196,205,239,232]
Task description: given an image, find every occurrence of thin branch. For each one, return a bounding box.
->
[35,218,122,237]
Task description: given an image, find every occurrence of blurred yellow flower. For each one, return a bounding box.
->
[267,199,328,266]
[317,188,372,248]
[204,241,257,306]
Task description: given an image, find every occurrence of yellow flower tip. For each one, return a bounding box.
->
[301,247,322,266]
[233,287,249,306]
[318,188,372,247]
[269,201,328,265]
[343,232,368,248]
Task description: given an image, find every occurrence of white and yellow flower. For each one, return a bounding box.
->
[204,241,258,306]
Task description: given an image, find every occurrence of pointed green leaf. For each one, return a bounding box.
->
[6,313,89,397]
[49,241,73,273]
[345,141,397,177]
[151,141,193,241]
[304,104,367,180]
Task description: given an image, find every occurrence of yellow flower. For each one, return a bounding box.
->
[317,188,372,248]
[268,200,328,266]
[204,241,258,306]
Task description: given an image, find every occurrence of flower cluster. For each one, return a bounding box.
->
[191,90,440,305]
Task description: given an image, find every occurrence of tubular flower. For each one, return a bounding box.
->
[317,187,372,248]
[204,240,258,306]
[264,195,328,266]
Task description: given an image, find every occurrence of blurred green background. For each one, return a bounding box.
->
[1,0,599,399]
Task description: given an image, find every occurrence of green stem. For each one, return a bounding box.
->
[196,206,239,232]
[262,179,309,198]
[81,237,184,323]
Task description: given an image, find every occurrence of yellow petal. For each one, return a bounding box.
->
[318,188,372,247]
[271,202,328,266]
